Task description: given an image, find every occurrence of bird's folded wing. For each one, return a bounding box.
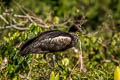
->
[33,36,72,51]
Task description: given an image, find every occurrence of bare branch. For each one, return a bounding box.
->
[0,25,28,30]
[14,14,43,24]
[12,0,26,14]
[14,14,70,28]
[12,25,28,30]
[0,15,9,24]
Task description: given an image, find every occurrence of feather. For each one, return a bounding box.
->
[33,36,72,52]
[20,23,81,56]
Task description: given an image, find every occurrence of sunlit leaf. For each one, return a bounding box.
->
[50,71,55,80]
[54,16,59,24]
[114,66,120,80]
[55,73,59,80]
[62,58,69,66]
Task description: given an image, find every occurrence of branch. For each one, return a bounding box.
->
[0,21,28,31]
[12,25,28,30]
[0,15,9,24]
[0,25,28,30]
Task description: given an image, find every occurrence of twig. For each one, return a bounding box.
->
[0,20,28,30]
[14,14,43,24]
[12,0,43,26]
[85,31,99,37]
[0,15,9,24]
[12,0,26,14]
[67,60,79,80]
[27,54,35,79]
[26,14,36,24]
[49,18,71,28]
[0,25,28,30]
[12,25,28,30]
[0,1,74,31]
[14,14,70,28]
[21,6,37,16]
[12,18,17,23]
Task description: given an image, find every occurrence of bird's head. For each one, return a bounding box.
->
[68,23,82,33]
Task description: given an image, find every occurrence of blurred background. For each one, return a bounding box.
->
[0,0,120,80]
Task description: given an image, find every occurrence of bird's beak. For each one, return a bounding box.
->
[76,24,82,33]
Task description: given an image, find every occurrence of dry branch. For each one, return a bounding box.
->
[0,1,86,31]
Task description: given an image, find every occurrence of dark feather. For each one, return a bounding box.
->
[20,30,75,56]
[20,24,81,56]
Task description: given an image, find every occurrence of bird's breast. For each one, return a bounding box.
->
[69,33,78,46]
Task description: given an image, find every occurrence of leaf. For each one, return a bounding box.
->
[29,23,35,31]
[55,73,59,80]
[54,16,59,24]
[3,37,9,42]
[50,71,55,80]
[21,32,27,41]
[70,78,73,80]
[62,58,69,66]
[35,26,40,35]
[114,66,120,80]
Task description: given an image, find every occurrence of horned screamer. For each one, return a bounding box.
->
[20,24,82,56]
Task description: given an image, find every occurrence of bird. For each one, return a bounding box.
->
[20,23,82,67]
[20,24,82,56]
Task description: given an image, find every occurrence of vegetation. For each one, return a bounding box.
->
[0,0,120,80]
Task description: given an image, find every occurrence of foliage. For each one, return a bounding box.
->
[49,71,59,80]
[0,0,120,80]
[114,66,120,80]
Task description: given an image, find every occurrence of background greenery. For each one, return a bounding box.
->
[0,0,120,80]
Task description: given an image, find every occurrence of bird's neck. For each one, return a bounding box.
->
[69,32,77,35]
[68,25,78,33]
[69,32,78,46]
[69,32,78,39]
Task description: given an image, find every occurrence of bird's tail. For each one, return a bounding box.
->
[20,48,30,56]
[20,51,27,56]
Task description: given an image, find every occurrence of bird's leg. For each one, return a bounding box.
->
[52,54,57,68]
[78,51,84,72]
[27,54,35,79]
[43,53,53,69]
[78,40,87,72]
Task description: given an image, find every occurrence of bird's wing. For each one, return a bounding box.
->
[32,35,72,52]
[20,30,71,55]
[20,30,61,51]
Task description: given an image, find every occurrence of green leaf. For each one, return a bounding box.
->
[70,78,73,80]
[35,26,40,34]
[50,71,55,80]
[62,58,69,66]
[29,23,35,31]
[21,32,27,41]
[114,66,120,80]
[54,16,59,24]
[55,73,59,80]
